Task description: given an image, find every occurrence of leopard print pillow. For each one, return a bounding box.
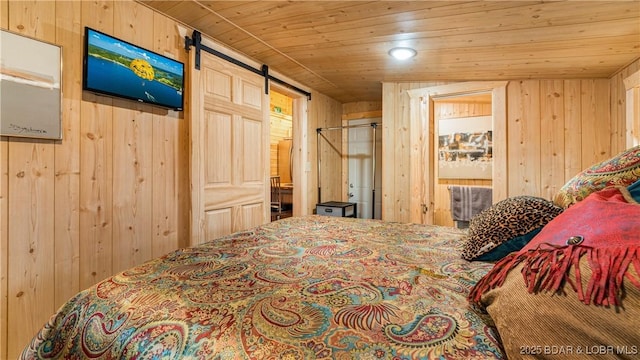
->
[461,196,564,261]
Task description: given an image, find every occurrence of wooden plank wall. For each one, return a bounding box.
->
[342,101,383,118]
[611,59,640,151]
[381,78,630,224]
[506,80,611,199]
[270,90,293,115]
[308,92,343,209]
[382,82,445,221]
[269,91,293,178]
[0,1,189,357]
[270,111,293,177]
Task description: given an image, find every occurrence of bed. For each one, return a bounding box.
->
[21,146,640,359]
[21,215,504,359]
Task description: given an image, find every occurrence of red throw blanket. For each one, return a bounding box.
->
[469,187,640,307]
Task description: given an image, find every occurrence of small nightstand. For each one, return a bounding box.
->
[316,201,357,218]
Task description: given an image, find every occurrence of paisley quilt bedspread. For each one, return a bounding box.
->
[22,216,505,359]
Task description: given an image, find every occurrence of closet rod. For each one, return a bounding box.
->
[185,30,312,100]
[316,123,381,132]
[316,122,380,218]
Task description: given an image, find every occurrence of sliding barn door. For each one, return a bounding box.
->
[191,51,269,245]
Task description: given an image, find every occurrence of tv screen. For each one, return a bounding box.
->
[83,27,184,111]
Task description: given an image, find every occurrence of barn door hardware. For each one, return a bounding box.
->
[185,30,311,100]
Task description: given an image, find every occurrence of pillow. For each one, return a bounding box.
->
[479,261,640,359]
[461,196,563,261]
[469,187,640,359]
[629,178,640,202]
[553,145,640,208]
[473,227,542,262]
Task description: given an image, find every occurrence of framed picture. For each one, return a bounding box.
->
[438,116,492,179]
[0,29,62,140]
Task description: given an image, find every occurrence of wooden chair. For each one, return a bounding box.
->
[270,176,283,220]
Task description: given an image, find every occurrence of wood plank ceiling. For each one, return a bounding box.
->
[139,0,640,103]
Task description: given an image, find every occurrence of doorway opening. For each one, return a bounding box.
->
[347,118,382,219]
[433,93,493,227]
[269,90,294,221]
[407,81,508,225]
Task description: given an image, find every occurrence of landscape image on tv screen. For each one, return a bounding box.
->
[83,27,184,110]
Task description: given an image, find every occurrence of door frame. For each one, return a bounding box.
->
[407,81,508,224]
[624,70,640,148]
[269,83,309,217]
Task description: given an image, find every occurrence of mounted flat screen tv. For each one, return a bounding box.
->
[83,27,184,111]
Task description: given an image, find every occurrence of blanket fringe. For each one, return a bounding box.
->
[469,244,640,307]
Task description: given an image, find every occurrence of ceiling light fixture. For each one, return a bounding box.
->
[389,47,417,60]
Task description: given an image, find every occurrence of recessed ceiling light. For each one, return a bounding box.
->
[389,47,417,60]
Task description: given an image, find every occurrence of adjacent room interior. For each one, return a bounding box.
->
[269,90,294,221]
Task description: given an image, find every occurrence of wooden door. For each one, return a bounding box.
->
[347,119,382,219]
[191,52,269,245]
